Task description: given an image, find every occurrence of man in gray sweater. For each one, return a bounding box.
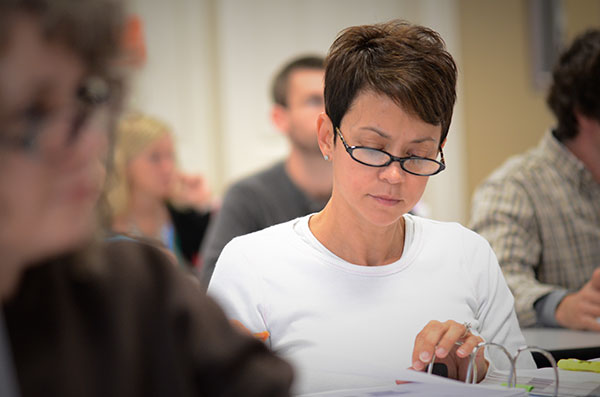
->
[200,55,332,286]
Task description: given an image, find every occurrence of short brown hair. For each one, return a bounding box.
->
[547,29,600,141]
[324,20,457,146]
[271,55,325,107]
[0,0,125,78]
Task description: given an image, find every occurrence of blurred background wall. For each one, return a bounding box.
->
[459,0,600,208]
[126,0,600,224]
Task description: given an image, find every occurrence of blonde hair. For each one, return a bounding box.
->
[106,112,174,217]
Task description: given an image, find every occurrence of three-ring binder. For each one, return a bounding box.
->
[427,342,560,396]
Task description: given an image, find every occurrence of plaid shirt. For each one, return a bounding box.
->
[469,131,600,327]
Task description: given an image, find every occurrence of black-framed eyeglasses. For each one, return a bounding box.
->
[336,127,446,176]
[0,75,111,156]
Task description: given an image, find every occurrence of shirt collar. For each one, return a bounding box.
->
[541,130,596,189]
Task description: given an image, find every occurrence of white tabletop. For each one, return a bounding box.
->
[522,328,600,351]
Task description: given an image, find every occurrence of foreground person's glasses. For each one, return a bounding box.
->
[336,127,446,176]
[0,76,111,159]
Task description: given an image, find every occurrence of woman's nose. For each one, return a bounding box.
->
[378,160,407,184]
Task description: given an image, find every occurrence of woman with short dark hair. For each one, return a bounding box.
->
[209,20,535,394]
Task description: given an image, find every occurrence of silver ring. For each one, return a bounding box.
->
[461,322,472,339]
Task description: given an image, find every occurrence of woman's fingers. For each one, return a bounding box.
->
[412,320,445,370]
[456,333,483,359]
[457,341,488,382]
[412,320,484,377]
[434,321,467,359]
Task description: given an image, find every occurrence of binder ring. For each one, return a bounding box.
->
[466,343,559,397]
[461,322,472,339]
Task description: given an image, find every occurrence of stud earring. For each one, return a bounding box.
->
[323,155,330,161]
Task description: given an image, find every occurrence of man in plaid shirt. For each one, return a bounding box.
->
[470,29,600,331]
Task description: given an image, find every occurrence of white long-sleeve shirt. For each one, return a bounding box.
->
[209,214,535,395]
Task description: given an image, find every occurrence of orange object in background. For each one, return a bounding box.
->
[230,320,271,342]
[252,331,271,342]
[122,15,146,67]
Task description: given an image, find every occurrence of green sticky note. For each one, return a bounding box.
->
[557,359,600,373]
[501,382,534,392]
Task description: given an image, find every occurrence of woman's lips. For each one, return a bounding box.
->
[370,194,401,206]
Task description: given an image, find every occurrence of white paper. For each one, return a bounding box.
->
[300,369,527,397]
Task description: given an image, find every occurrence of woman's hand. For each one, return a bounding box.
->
[411,320,488,382]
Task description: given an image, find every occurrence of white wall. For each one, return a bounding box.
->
[127,0,220,184]
[417,0,468,223]
[127,0,467,223]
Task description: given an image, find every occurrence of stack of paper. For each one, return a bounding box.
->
[482,368,600,397]
[300,369,528,396]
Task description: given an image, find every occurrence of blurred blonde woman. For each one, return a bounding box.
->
[108,112,212,266]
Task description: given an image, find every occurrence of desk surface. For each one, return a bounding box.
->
[522,328,600,351]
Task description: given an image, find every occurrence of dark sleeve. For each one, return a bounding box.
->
[533,289,569,327]
[110,241,295,397]
[199,182,264,286]
[5,241,293,397]
[174,281,294,396]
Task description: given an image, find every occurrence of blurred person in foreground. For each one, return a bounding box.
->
[0,0,292,396]
[200,55,331,285]
[208,20,535,395]
[470,29,600,331]
[108,112,213,267]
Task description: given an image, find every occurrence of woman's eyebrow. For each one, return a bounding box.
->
[410,137,437,144]
[359,126,391,139]
[360,126,438,145]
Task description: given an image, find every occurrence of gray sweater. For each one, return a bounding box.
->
[200,161,328,286]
